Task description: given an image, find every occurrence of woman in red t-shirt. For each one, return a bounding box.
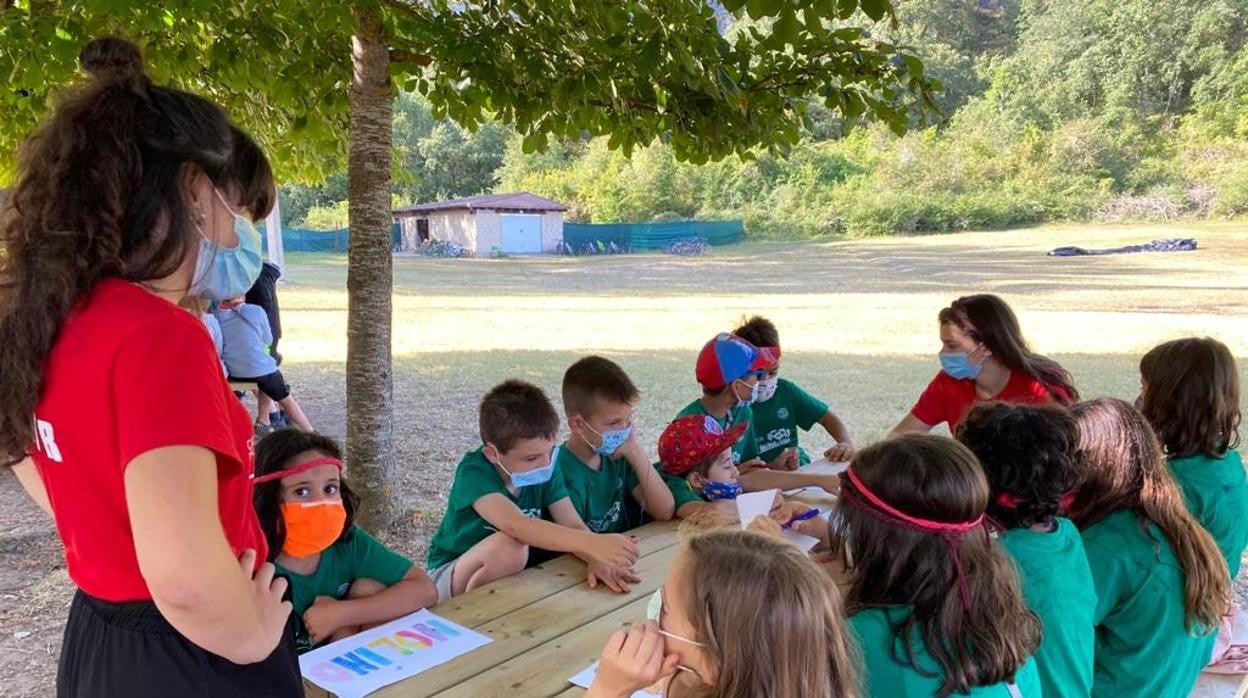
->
[0,39,299,696]
[888,294,1079,438]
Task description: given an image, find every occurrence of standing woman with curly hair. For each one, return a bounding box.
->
[888,294,1078,439]
[0,38,300,696]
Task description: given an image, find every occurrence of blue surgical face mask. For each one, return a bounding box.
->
[190,189,264,301]
[939,350,984,380]
[582,419,633,457]
[700,480,743,501]
[491,445,556,488]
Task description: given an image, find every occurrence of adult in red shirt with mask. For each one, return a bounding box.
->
[0,38,299,696]
[888,294,1078,438]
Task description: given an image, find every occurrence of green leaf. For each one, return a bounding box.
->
[859,0,889,22]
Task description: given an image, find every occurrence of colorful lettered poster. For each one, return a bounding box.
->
[299,609,491,698]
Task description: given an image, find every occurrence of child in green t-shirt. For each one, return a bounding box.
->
[557,356,674,535]
[425,380,642,600]
[734,316,854,468]
[958,402,1096,698]
[798,435,1043,697]
[1067,398,1229,698]
[1139,337,1248,579]
[253,430,437,653]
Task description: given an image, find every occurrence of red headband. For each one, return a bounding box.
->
[995,491,1076,513]
[841,466,986,610]
[844,467,984,533]
[252,456,343,485]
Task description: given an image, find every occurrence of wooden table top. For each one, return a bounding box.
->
[305,487,838,698]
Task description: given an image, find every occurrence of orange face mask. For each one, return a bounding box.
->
[281,501,346,558]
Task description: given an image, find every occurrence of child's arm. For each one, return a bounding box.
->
[739,468,840,495]
[301,567,437,645]
[474,494,638,569]
[548,498,643,593]
[818,409,855,461]
[615,437,675,521]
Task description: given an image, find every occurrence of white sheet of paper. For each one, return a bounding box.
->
[783,529,822,551]
[800,458,849,477]
[736,488,779,528]
[569,662,663,697]
[299,608,492,698]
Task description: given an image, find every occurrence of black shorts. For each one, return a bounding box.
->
[230,370,291,402]
[57,590,302,698]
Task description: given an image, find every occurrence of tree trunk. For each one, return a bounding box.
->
[346,5,397,532]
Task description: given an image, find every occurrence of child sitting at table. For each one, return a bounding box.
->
[252,429,437,652]
[733,315,855,466]
[656,415,827,526]
[215,295,313,433]
[425,380,642,599]
[586,528,859,698]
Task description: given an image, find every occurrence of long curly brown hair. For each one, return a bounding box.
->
[0,37,273,465]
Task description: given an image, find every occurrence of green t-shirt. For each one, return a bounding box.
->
[849,607,1043,697]
[1168,449,1248,578]
[750,378,829,464]
[1081,509,1216,698]
[659,463,706,511]
[999,518,1096,698]
[425,446,569,571]
[555,443,640,534]
[675,399,759,463]
[276,525,413,652]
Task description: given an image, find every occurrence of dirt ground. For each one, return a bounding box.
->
[2,223,1246,696]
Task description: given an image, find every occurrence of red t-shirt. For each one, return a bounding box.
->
[911,369,1068,432]
[29,279,266,602]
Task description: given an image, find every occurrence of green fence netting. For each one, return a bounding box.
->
[561,220,744,251]
[262,224,402,255]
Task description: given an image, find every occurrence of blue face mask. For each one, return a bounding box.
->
[582,420,633,457]
[492,445,556,488]
[701,480,743,501]
[190,189,264,301]
[939,350,984,380]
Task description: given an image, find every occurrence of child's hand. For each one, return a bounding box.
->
[737,458,766,474]
[587,561,641,594]
[793,512,831,542]
[614,432,648,464]
[588,621,680,698]
[768,448,799,471]
[771,499,814,524]
[824,442,855,462]
[303,595,344,645]
[586,533,640,569]
[746,514,785,540]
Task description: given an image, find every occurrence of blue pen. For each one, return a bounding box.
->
[782,508,821,529]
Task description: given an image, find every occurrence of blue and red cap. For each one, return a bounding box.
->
[695,332,773,390]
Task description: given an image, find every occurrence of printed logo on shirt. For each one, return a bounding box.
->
[33,418,63,463]
[520,507,541,519]
[777,407,790,420]
[336,582,351,599]
[587,500,624,533]
[757,427,794,455]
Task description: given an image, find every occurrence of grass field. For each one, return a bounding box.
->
[1,222,1246,695]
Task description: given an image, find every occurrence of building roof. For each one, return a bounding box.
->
[393,192,567,215]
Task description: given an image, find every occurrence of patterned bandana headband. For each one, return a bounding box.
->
[252,456,343,484]
[840,466,986,610]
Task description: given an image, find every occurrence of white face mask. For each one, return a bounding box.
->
[755,376,780,403]
[646,588,705,679]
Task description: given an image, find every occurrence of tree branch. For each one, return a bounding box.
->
[389,47,432,66]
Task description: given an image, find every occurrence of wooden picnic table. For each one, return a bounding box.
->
[304,486,839,698]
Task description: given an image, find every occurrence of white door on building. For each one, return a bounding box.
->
[499,214,543,254]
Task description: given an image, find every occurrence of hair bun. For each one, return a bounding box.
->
[79,37,146,80]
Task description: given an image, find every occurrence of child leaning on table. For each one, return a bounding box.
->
[425,380,642,599]
[586,528,860,698]
[253,429,437,652]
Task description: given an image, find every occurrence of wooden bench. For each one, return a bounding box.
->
[304,491,836,697]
